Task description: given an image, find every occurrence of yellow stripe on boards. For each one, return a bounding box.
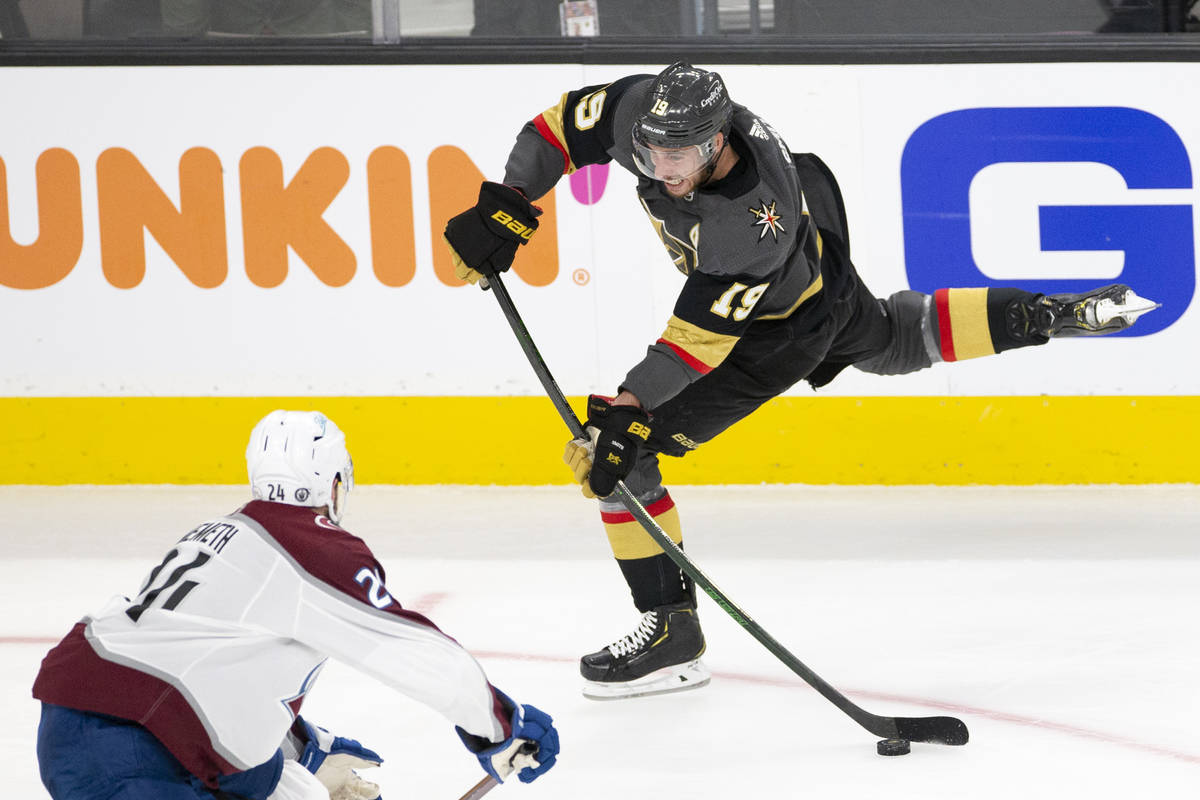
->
[1,396,1196,485]
[0,397,580,485]
[667,395,1199,485]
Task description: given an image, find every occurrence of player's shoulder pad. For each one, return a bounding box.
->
[791,151,850,252]
[238,500,389,605]
[559,74,654,166]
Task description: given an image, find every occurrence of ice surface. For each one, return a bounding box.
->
[5,484,1198,798]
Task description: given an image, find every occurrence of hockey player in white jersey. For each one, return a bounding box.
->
[33,410,559,800]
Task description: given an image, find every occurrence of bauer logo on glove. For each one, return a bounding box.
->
[489,210,536,240]
[444,182,541,285]
[560,394,653,499]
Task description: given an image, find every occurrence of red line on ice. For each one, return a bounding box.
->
[8,636,1195,765]
[470,650,1200,766]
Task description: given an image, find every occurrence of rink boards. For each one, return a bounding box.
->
[0,63,1197,484]
[1,394,1192,484]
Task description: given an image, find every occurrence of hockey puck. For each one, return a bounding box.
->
[876,738,911,756]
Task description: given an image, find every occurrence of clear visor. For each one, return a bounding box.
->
[330,456,354,523]
[632,133,721,184]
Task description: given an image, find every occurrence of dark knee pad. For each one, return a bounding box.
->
[853,290,939,376]
[610,450,664,497]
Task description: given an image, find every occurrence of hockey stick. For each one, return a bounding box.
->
[481,272,968,746]
[457,775,498,800]
[454,741,540,800]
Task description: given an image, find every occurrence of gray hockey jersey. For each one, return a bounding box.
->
[503,74,826,409]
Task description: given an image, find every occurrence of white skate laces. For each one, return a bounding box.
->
[581,604,711,700]
[607,610,659,657]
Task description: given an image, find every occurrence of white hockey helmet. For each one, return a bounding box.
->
[246,410,355,524]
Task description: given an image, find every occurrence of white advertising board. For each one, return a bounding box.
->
[0,62,1194,397]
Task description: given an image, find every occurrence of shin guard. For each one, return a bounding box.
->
[601,489,691,612]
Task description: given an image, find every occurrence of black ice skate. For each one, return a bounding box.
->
[580,600,710,700]
[1006,283,1160,342]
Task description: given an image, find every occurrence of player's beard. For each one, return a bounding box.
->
[661,140,725,198]
[662,175,697,197]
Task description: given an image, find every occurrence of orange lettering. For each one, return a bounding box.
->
[426,145,558,287]
[240,147,355,288]
[367,146,416,287]
[4,144,567,291]
[0,149,82,290]
[97,147,227,289]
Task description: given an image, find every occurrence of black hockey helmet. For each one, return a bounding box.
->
[632,62,734,182]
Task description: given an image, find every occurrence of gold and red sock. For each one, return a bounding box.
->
[934,287,1043,360]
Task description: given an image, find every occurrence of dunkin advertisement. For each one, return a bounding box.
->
[0,62,1196,483]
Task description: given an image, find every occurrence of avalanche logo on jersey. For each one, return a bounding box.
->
[749,200,785,242]
[315,515,342,531]
[281,661,326,719]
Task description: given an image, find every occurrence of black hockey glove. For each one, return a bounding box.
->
[584,394,652,498]
[444,182,540,285]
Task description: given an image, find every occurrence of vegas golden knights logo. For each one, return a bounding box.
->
[639,198,699,275]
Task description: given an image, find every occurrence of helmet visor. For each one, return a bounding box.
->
[330,455,354,523]
[632,128,721,184]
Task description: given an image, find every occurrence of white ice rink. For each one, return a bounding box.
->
[4,484,1198,799]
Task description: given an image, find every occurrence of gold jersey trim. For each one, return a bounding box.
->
[756,269,824,321]
[535,93,578,174]
[661,315,740,371]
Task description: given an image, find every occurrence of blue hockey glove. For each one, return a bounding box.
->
[294,717,383,800]
[456,692,559,784]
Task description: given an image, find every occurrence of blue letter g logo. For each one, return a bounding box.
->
[901,107,1193,335]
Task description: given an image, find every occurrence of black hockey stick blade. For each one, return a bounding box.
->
[894,715,970,746]
[611,487,970,748]
[482,272,969,747]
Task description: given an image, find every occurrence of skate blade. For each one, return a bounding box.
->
[1095,290,1161,326]
[582,659,711,701]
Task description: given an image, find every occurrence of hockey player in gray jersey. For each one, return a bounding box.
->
[33,410,558,800]
[444,62,1159,701]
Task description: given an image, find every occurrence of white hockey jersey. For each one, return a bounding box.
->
[33,500,513,788]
